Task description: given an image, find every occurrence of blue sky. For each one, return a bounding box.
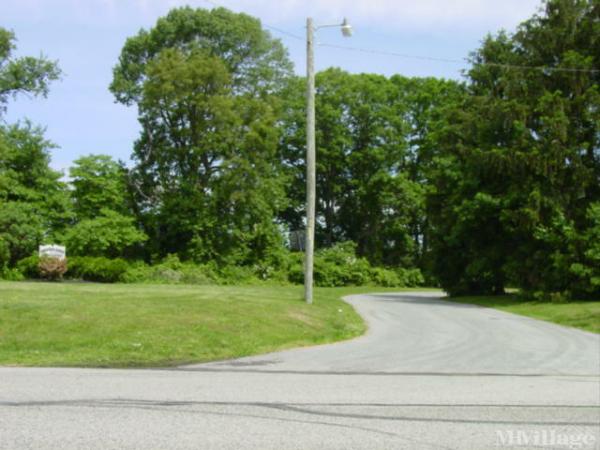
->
[4,0,541,173]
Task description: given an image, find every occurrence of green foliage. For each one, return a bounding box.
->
[69,155,130,218]
[279,69,462,270]
[12,245,423,288]
[0,266,24,281]
[123,255,279,286]
[529,201,600,299]
[427,0,599,297]
[395,268,426,288]
[16,255,40,279]
[64,209,147,258]
[67,155,146,259]
[111,7,292,265]
[0,27,61,116]
[0,123,71,265]
[0,237,9,269]
[0,201,45,265]
[67,257,131,283]
[17,254,131,282]
[110,6,292,105]
[121,255,217,285]
[6,3,597,299]
[287,242,424,288]
[313,242,372,287]
[214,264,259,285]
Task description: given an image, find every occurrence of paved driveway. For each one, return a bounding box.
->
[1,292,599,449]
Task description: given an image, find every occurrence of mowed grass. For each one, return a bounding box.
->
[0,281,404,367]
[446,295,600,334]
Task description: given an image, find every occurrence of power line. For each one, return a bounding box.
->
[202,0,303,40]
[201,0,599,75]
[318,42,599,74]
[319,42,465,65]
[263,24,303,41]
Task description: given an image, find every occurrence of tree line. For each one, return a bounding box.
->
[0,0,598,298]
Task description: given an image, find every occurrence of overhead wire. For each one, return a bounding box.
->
[201,0,599,75]
[317,42,600,74]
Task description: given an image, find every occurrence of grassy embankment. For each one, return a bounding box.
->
[447,295,600,334]
[0,281,419,367]
[2,282,596,368]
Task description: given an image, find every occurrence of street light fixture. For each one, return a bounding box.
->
[304,17,352,304]
[341,18,353,37]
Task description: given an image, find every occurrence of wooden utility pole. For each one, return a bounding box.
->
[304,17,316,304]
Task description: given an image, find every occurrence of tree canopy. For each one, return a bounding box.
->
[426,0,599,297]
[0,27,61,117]
[111,7,292,265]
[2,1,598,298]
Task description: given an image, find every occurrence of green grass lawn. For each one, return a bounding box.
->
[0,281,410,368]
[446,295,600,334]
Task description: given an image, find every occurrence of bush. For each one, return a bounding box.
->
[122,255,217,285]
[287,242,424,288]
[12,243,425,288]
[0,239,10,269]
[522,290,572,303]
[396,268,425,287]
[68,256,131,283]
[369,267,402,287]
[0,267,24,281]
[252,261,289,283]
[215,264,257,285]
[313,242,372,287]
[38,256,68,280]
[16,255,41,279]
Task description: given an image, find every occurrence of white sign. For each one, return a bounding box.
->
[39,245,66,260]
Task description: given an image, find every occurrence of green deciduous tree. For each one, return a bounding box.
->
[110,7,292,265]
[0,123,70,266]
[64,209,147,258]
[279,69,462,269]
[110,6,292,104]
[66,155,147,258]
[0,28,64,270]
[0,27,61,116]
[70,154,130,218]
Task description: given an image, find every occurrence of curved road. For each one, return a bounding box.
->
[1,292,599,449]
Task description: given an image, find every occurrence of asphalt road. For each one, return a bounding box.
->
[1,292,599,449]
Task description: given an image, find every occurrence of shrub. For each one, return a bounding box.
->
[287,252,305,285]
[16,255,41,279]
[523,290,572,303]
[68,256,130,283]
[215,264,259,285]
[287,242,424,288]
[312,242,372,287]
[369,267,402,287]
[121,255,217,285]
[38,256,68,280]
[0,239,10,270]
[252,261,289,283]
[396,268,425,287]
[63,210,148,259]
[0,267,24,281]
